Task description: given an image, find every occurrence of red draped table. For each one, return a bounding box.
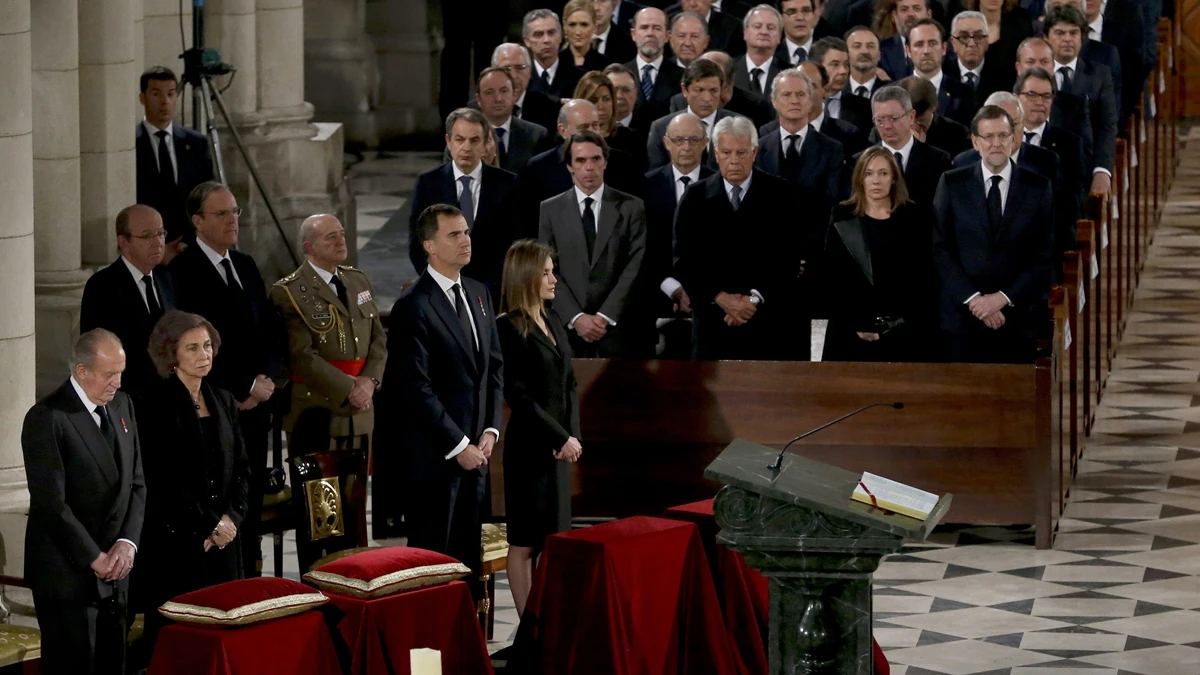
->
[516,515,737,675]
[148,610,342,675]
[325,580,493,675]
[662,499,889,675]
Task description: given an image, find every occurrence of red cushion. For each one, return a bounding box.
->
[303,546,470,599]
[159,577,328,628]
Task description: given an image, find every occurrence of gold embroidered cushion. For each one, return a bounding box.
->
[159,578,328,627]
[303,546,470,599]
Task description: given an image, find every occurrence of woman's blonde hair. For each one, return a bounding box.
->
[840,146,911,216]
[501,239,557,337]
[563,0,597,26]
[573,71,617,136]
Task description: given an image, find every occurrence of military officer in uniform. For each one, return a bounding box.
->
[270,214,387,449]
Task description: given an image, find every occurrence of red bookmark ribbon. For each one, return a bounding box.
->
[858,481,893,515]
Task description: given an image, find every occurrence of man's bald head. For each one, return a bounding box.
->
[299,214,348,269]
[557,99,602,138]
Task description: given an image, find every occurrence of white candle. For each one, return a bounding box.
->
[410,648,442,675]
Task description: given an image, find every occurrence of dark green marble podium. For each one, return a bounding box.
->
[705,439,953,675]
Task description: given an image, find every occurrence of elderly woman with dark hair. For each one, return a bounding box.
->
[134,309,251,654]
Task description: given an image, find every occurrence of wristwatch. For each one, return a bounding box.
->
[748,295,761,306]
[370,377,381,391]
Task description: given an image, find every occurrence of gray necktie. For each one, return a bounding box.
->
[458,175,475,228]
[730,185,742,211]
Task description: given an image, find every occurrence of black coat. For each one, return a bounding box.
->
[758,116,868,162]
[135,124,214,242]
[626,58,685,130]
[516,90,564,136]
[1060,57,1118,174]
[675,171,802,359]
[408,162,518,298]
[879,36,911,82]
[932,163,1054,338]
[138,376,250,600]
[80,258,176,399]
[1049,90,1095,173]
[732,54,789,98]
[598,23,638,66]
[169,244,287,400]
[755,127,844,246]
[833,92,873,137]
[22,382,146,601]
[1100,0,1148,120]
[935,64,984,128]
[496,309,580,464]
[925,114,972,160]
[528,59,584,100]
[502,117,552,173]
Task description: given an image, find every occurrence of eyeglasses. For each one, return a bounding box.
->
[976,131,1013,144]
[1018,91,1054,102]
[501,64,530,73]
[873,112,908,126]
[201,208,243,219]
[125,230,168,242]
[667,135,707,146]
[952,33,988,44]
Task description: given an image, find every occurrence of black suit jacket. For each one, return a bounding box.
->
[879,36,912,81]
[408,163,517,296]
[1060,57,1118,173]
[517,145,643,238]
[516,90,563,135]
[641,164,714,317]
[1048,90,1095,173]
[832,92,873,136]
[169,245,286,400]
[670,88,777,130]
[382,272,503,480]
[1102,0,1148,118]
[755,127,844,231]
[22,382,146,601]
[758,116,867,158]
[926,114,972,159]
[934,64,983,127]
[80,258,176,398]
[135,124,214,241]
[503,117,551,173]
[528,59,584,100]
[932,163,1054,337]
[598,23,638,64]
[732,54,788,98]
[1037,124,1089,208]
[627,58,685,130]
[614,0,646,28]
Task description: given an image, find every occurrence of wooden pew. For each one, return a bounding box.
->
[1062,251,1084,478]
[491,340,1069,549]
[1050,287,1069,530]
[1074,219,1098,435]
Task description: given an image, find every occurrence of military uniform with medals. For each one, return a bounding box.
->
[270,261,387,440]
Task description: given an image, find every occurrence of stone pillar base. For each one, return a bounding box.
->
[35,269,91,397]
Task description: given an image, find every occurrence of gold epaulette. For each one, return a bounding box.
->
[275,270,300,285]
[336,264,358,272]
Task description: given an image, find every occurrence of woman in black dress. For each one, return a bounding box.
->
[823,147,927,362]
[137,310,252,648]
[497,240,582,616]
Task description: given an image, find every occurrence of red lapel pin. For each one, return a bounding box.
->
[120,418,128,433]
[477,296,486,316]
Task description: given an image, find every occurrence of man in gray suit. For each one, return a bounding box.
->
[539,130,648,357]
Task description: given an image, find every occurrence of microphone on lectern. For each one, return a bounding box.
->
[768,402,904,472]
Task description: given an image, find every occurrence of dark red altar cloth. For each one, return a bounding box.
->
[518,515,737,675]
[147,609,342,675]
[324,580,493,675]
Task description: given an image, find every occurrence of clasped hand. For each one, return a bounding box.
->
[91,540,136,582]
[348,375,375,411]
[554,436,583,462]
[716,292,757,326]
[574,314,608,343]
[203,514,238,552]
[456,432,496,470]
[968,293,1008,330]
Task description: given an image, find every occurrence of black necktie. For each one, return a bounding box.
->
[513,103,522,118]
[1024,130,1037,145]
[855,85,868,98]
[730,185,742,212]
[458,175,476,229]
[97,405,119,461]
[678,175,691,201]
[142,274,162,317]
[331,274,349,308]
[964,72,978,89]
[794,47,806,63]
[1058,66,1073,92]
[220,258,243,292]
[155,130,175,188]
[987,174,1003,236]
[539,68,552,90]
[582,197,597,259]
[750,67,764,95]
[495,128,508,166]
[451,283,477,352]
[894,151,905,173]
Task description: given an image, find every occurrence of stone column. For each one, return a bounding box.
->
[257,0,311,124]
[78,0,137,266]
[205,0,259,120]
[32,0,91,395]
[143,0,192,93]
[0,0,37,476]
[368,0,441,142]
[304,0,379,146]
[132,0,145,82]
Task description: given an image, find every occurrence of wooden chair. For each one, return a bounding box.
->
[478,523,509,640]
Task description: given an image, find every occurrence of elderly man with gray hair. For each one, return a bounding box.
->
[269,214,387,445]
[674,114,805,360]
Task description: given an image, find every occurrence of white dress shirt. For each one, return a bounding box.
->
[784,36,814,64]
[570,184,617,327]
[779,123,808,155]
[957,58,984,86]
[849,75,877,96]
[809,110,826,132]
[196,237,243,287]
[534,58,561,86]
[451,161,483,221]
[424,265,499,459]
[744,53,775,96]
[595,24,611,54]
[723,173,764,304]
[1088,2,1106,39]
[1024,121,1047,147]
[1054,57,1079,90]
[660,166,701,300]
[635,54,665,87]
[883,134,916,170]
[307,260,342,300]
[618,112,633,128]
[142,119,178,181]
[925,69,945,92]
[69,376,138,553]
[825,90,843,119]
[121,256,157,313]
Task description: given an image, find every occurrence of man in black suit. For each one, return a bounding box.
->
[1015,67,1088,208]
[675,116,801,359]
[627,7,685,129]
[475,67,550,173]
[1015,37,1095,170]
[669,10,711,67]
[858,85,952,211]
[642,112,714,344]
[524,10,583,100]
[1044,0,1128,120]
[491,43,562,135]
[933,105,1054,363]
[942,12,1012,114]
[411,109,517,299]
[135,66,213,258]
[382,204,503,600]
[595,0,641,63]
[1079,0,1144,121]
[24,329,145,674]
[897,75,972,160]
[907,19,978,127]
[757,68,844,239]
[539,131,649,356]
[777,0,820,65]
[666,0,746,55]
[733,5,788,97]
[647,58,732,167]
[80,205,175,402]
[845,25,886,98]
[812,37,872,131]
[758,59,866,155]
[670,50,777,128]
[1044,5,1117,196]
[169,181,286,577]
[879,0,932,79]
